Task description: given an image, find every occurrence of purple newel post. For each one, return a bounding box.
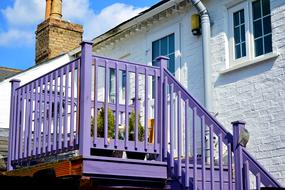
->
[232,120,246,190]
[79,41,93,157]
[8,79,20,170]
[156,56,169,161]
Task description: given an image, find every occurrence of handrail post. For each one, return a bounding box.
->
[8,79,21,171]
[79,41,93,157]
[232,120,246,190]
[156,56,169,161]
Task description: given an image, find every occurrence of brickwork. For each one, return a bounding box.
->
[35,18,83,64]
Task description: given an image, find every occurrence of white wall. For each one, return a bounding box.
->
[0,54,71,129]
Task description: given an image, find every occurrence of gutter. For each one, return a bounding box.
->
[190,0,212,112]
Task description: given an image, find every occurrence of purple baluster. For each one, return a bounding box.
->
[104,61,109,146]
[43,75,48,154]
[15,88,21,160]
[53,70,58,151]
[28,83,34,157]
[163,76,168,160]
[33,80,39,156]
[70,62,75,147]
[256,173,261,190]
[135,66,139,150]
[93,60,98,145]
[154,70,158,152]
[244,160,250,190]
[59,68,63,151]
[79,41,92,157]
[193,107,197,190]
[38,78,43,155]
[64,65,69,149]
[24,85,30,158]
[115,63,119,147]
[177,91,182,177]
[227,142,232,190]
[125,66,129,149]
[8,79,20,170]
[169,83,174,171]
[210,124,214,190]
[218,133,223,190]
[48,73,52,152]
[232,121,246,190]
[13,89,19,161]
[201,116,206,190]
[19,88,25,160]
[144,68,148,151]
[185,99,189,188]
[76,61,80,146]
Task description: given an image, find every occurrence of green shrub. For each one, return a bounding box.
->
[128,111,144,142]
[91,107,115,138]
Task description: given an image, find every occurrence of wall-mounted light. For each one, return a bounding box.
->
[191,14,201,36]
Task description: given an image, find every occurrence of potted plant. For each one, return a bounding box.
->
[126,111,146,160]
[91,107,123,157]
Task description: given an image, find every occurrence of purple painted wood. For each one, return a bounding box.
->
[28,82,34,157]
[144,68,148,151]
[163,76,168,159]
[154,70,158,152]
[93,60,98,145]
[185,99,189,188]
[134,67,139,150]
[218,133,223,190]
[177,91,182,178]
[19,87,24,159]
[70,62,75,147]
[192,107,197,190]
[244,160,250,190]
[79,41,92,157]
[58,68,63,150]
[201,116,206,189]
[24,85,30,158]
[64,65,69,149]
[256,173,261,190]
[47,73,52,152]
[169,83,174,169]
[210,125,214,190]
[12,89,18,160]
[125,66,129,149]
[115,63,119,147]
[43,75,48,154]
[104,61,109,146]
[76,62,80,146]
[232,121,245,190]
[8,79,20,170]
[15,87,21,160]
[53,70,58,151]
[227,142,232,190]
[37,78,43,155]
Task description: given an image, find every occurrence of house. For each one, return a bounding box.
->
[1,0,284,189]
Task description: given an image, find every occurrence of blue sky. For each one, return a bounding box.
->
[0,0,159,70]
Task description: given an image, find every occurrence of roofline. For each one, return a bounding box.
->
[0,66,22,73]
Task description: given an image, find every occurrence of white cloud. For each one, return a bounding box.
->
[0,0,148,47]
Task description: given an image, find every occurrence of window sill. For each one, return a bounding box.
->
[220,52,279,75]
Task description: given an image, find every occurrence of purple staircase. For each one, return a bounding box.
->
[7,42,282,189]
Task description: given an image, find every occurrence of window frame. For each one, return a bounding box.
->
[227,0,273,67]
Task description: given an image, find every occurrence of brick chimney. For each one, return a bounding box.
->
[35,0,83,64]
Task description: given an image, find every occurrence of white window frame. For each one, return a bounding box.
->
[227,0,274,68]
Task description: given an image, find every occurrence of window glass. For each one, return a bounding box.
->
[233,9,246,59]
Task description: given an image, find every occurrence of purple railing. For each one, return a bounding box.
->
[8,42,282,189]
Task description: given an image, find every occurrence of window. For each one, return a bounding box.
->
[152,33,175,74]
[228,0,272,65]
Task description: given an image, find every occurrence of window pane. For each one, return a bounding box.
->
[253,20,262,38]
[255,38,263,56]
[235,44,241,59]
[253,0,261,20]
[242,42,246,57]
[169,34,175,53]
[264,35,272,53]
[161,37,168,55]
[234,27,240,44]
[152,40,159,64]
[263,16,272,35]
[233,12,240,26]
[169,54,175,74]
[240,9,245,24]
[241,25,245,42]
[262,0,270,16]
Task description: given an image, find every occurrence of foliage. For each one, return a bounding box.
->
[91,107,115,138]
[128,111,144,142]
